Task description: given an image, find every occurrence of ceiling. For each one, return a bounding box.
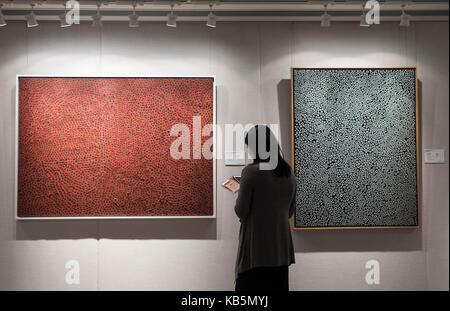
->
[1,0,449,22]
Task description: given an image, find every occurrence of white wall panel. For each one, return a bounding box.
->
[210,22,262,241]
[98,240,236,291]
[0,240,98,290]
[100,23,212,76]
[291,252,427,291]
[24,22,102,75]
[0,23,27,241]
[416,22,449,291]
[292,22,417,68]
[289,21,430,292]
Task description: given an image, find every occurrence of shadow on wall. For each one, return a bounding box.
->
[277,78,423,253]
[15,219,217,240]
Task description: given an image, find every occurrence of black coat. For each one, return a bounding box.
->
[234,163,296,279]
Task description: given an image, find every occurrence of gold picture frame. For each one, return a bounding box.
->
[290,67,420,230]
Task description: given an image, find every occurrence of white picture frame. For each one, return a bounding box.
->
[15,74,217,220]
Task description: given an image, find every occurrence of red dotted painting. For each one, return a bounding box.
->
[17,77,215,218]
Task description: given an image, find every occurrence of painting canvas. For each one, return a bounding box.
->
[16,76,215,218]
[291,68,419,229]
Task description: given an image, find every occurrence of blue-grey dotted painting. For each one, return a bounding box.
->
[292,68,418,228]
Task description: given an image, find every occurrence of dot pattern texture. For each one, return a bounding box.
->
[18,77,214,217]
[292,68,418,228]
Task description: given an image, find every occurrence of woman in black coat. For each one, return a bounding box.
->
[234,125,296,291]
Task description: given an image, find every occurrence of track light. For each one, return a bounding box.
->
[0,5,6,27]
[206,4,216,28]
[320,4,331,27]
[167,4,176,27]
[27,4,39,28]
[0,12,5,27]
[400,4,411,27]
[129,13,139,28]
[129,2,139,28]
[360,4,370,27]
[360,15,369,27]
[59,13,70,27]
[92,3,102,28]
[59,1,71,28]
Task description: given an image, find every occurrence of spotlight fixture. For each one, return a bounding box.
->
[26,3,39,28]
[320,4,331,27]
[206,4,216,28]
[59,12,70,27]
[360,4,370,27]
[129,2,139,28]
[0,4,6,27]
[92,3,102,28]
[166,4,177,28]
[400,4,411,27]
[59,2,71,28]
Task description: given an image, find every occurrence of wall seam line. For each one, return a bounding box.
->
[97,25,102,292]
[258,22,263,122]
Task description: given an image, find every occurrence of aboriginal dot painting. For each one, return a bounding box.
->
[17,77,214,218]
[292,68,418,228]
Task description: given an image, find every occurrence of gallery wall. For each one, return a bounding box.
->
[0,20,448,290]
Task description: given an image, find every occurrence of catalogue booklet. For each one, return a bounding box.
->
[222,176,241,193]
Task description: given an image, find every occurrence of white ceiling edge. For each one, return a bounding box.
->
[1,2,449,11]
[3,15,449,22]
